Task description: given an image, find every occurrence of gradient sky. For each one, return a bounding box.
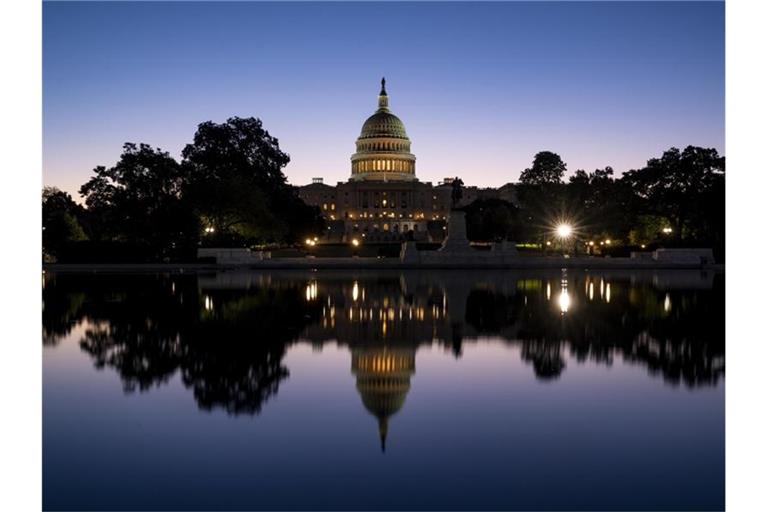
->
[43,1,724,199]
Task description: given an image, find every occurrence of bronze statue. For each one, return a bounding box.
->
[451,177,464,209]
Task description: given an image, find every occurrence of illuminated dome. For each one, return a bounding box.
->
[351,347,416,452]
[350,78,417,182]
[359,111,408,139]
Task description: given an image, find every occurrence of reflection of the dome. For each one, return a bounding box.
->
[351,347,416,452]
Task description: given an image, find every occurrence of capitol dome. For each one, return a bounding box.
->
[350,78,417,182]
[359,111,409,140]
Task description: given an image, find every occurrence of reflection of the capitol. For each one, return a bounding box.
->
[292,270,723,445]
[305,279,449,344]
[43,269,724,449]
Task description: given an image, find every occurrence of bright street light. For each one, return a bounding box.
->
[351,238,360,247]
[556,223,573,239]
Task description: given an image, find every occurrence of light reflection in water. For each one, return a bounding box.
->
[606,283,611,303]
[664,293,672,312]
[558,288,571,314]
[305,281,318,301]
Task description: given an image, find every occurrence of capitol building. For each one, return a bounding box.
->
[298,79,516,242]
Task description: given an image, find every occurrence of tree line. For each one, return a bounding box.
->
[42,115,725,261]
[43,117,325,262]
[464,146,724,257]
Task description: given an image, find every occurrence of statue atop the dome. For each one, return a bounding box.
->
[450,177,464,209]
[378,77,389,110]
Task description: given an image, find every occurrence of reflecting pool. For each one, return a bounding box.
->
[43,269,724,510]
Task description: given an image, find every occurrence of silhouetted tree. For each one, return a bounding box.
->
[622,146,724,247]
[42,187,87,258]
[182,116,323,244]
[566,167,636,243]
[519,151,566,185]
[464,198,521,242]
[514,152,571,244]
[79,143,199,257]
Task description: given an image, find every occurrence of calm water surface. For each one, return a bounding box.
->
[43,269,724,510]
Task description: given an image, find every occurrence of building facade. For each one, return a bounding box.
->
[298,79,516,242]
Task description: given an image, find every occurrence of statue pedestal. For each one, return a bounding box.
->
[400,241,420,263]
[438,211,473,253]
[408,210,519,266]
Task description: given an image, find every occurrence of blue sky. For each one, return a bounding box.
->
[43,1,724,198]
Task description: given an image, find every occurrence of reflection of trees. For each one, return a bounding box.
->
[182,342,288,415]
[81,325,181,393]
[42,273,86,345]
[180,290,315,414]
[465,289,522,333]
[520,340,566,380]
[465,287,569,380]
[463,275,725,386]
[43,270,724,421]
[43,273,320,413]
